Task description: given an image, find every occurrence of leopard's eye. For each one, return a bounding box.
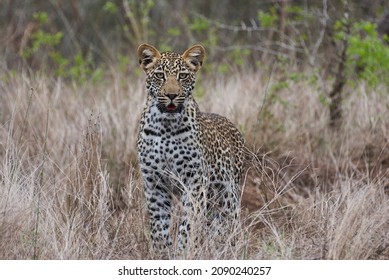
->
[178,73,189,80]
[154,72,165,79]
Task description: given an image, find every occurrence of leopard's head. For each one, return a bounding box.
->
[137,44,205,114]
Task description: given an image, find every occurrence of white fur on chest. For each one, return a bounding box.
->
[139,108,202,174]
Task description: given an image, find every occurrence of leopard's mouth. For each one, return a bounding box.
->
[157,103,182,114]
[166,103,178,111]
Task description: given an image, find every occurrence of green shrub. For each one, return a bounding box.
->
[335,19,389,87]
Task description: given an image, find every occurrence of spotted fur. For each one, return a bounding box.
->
[137,44,245,252]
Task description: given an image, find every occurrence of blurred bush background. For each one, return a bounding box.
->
[1,0,387,75]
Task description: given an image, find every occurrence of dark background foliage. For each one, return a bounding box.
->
[1,0,387,71]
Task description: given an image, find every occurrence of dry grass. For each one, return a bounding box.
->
[0,69,388,259]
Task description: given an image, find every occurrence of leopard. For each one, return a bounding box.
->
[136,43,245,253]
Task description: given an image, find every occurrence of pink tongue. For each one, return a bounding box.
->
[167,104,177,110]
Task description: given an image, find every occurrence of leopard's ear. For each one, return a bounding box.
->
[182,44,205,72]
[137,44,161,71]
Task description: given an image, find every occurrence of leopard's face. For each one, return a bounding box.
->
[138,44,205,117]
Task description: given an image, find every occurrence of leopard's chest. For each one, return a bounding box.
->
[138,115,204,187]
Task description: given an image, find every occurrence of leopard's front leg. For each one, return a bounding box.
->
[177,181,206,252]
[144,179,173,251]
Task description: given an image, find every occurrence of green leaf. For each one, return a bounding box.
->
[258,9,277,28]
[189,17,208,32]
[33,11,49,24]
[103,1,118,14]
[167,27,181,37]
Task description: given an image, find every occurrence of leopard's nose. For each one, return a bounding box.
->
[166,94,178,101]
